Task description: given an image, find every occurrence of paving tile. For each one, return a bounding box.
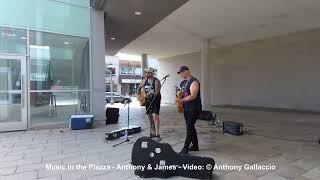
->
[217,171,256,180]
[25,150,62,159]
[294,176,313,180]
[16,160,62,174]
[256,174,289,180]
[1,154,24,162]
[61,171,87,180]
[0,157,42,169]
[0,167,16,176]
[36,175,61,180]
[276,165,307,179]
[0,171,38,180]
[292,158,320,171]
[302,166,320,180]
[42,152,81,162]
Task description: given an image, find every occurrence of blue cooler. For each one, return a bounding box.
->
[69,115,94,130]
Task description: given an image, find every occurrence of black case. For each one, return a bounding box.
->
[131,137,215,179]
[105,126,141,140]
[106,107,119,124]
[223,121,243,136]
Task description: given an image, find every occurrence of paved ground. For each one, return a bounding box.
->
[0,102,320,180]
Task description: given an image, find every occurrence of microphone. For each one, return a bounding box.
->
[161,74,170,80]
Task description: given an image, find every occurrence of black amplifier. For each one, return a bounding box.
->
[223,121,243,136]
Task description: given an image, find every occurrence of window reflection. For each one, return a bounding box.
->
[0,26,27,54]
[29,31,90,124]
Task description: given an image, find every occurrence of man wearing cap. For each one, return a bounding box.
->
[177,66,202,154]
[138,68,162,141]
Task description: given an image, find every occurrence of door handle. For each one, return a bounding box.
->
[21,74,24,108]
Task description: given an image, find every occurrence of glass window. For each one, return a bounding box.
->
[29,31,90,124]
[30,91,90,124]
[120,67,133,75]
[0,0,90,37]
[29,30,90,91]
[0,26,27,54]
[106,67,116,76]
[134,68,142,75]
[56,0,89,7]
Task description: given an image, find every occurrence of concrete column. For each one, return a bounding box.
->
[90,8,105,120]
[201,39,210,110]
[141,54,148,75]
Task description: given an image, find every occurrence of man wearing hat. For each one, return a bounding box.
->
[138,67,162,141]
[176,66,202,154]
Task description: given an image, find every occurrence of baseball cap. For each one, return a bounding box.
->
[177,66,189,74]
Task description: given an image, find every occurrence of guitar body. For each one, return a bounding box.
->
[131,137,215,179]
[137,88,148,106]
[176,90,183,113]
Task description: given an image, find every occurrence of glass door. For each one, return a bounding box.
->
[0,55,27,131]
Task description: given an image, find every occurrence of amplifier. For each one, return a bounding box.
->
[105,126,141,140]
[106,107,119,124]
[223,121,243,136]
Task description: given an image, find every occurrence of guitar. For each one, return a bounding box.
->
[137,88,148,106]
[176,89,183,113]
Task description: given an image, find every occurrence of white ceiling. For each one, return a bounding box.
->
[119,0,320,59]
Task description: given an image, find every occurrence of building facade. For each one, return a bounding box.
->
[0,0,105,131]
[105,56,119,93]
[119,60,142,96]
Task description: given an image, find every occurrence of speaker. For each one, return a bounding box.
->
[223,121,243,136]
[106,107,119,124]
[199,110,216,121]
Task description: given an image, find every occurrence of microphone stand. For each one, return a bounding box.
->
[113,95,133,147]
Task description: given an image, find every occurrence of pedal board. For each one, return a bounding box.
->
[105,126,141,140]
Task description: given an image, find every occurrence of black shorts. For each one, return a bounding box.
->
[146,95,161,115]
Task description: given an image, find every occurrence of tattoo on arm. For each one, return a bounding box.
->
[154,79,161,95]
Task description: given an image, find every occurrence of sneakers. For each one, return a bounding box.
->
[179,148,189,154]
[153,135,162,141]
[189,145,199,151]
[179,146,199,154]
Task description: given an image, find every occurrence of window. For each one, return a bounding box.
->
[120,67,133,75]
[29,30,90,90]
[134,67,142,75]
[0,26,27,54]
[29,30,90,124]
[106,67,116,76]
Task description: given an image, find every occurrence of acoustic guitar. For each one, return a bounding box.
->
[137,88,148,106]
[176,90,183,113]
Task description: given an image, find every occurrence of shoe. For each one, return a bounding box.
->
[179,148,189,154]
[149,134,156,138]
[189,145,199,151]
[154,135,161,141]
